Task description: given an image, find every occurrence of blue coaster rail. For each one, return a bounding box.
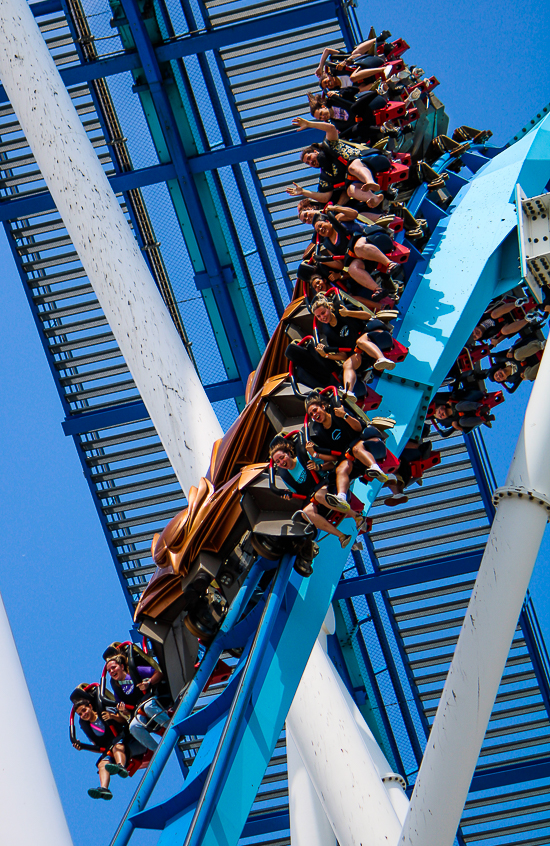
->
[108,115,550,846]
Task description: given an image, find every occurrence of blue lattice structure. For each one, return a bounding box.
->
[2,3,550,846]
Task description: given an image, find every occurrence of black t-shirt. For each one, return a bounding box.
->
[79,713,123,751]
[309,413,358,454]
[318,303,364,351]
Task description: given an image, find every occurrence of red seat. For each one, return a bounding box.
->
[409,451,441,479]
[408,75,439,94]
[379,449,399,474]
[387,241,410,264]
[385,338,409,363]
[358,385,382,411]
[482,391,505,409]
[388,215,404,233]
[383,38,410,60]
[457,343,491,370]
[394,152,411,166]
[387,59,405,77]
[373,101,407,126]
[401,107,419,126]
[376,161,409,190]
[126,750,153,777]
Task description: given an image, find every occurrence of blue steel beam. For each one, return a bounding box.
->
[333,550,483,600]
[110,0,260,380]
[61,378,244,436]
[0,130,319,222]
[0,162,178,221]
[176,0,290,310]
[469,757,550,792]
[6,3,339,107]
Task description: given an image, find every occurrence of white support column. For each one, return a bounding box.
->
[287,612,404,846]
[0,0,223,494]
[0,593,74,846]
[286,728,337,846]
[400,343,550,846]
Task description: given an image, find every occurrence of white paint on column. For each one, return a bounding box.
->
[400,339,550,846]
[0,593,74,846]
[0,0,223,494]
[287,727,337,846]
[287,637,403,846]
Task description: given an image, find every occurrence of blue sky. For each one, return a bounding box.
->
[1,2,550,845]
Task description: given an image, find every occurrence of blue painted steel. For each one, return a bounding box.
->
[355,543,426,764]
[520,600,550,725]
[60,379,244,437]
[240,810,290,838]
[334,549,483,599]
[138,532,359,845]
[109,562,266,846]
[1,3,338,108]
[378,115,550,457]
[337,596,406,775]
[61,401,150,436]
[188,129,323,174]
[179,555,296,846]
[30,0,63,15]
[0,163,177,221]
[469,756,550,791]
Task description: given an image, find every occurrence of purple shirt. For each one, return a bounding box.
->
[113,665,155,702]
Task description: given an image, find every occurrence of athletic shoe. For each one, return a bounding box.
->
[105,762,129,778]
[374,357,396,371]
[325,493,351,513]
[366,465,389,483]
[88,787,113,800]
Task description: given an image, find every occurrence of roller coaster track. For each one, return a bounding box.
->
[2,4,550,846]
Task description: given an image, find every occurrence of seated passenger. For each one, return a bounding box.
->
[319,53,389,92]
[269,436,366,548]
[104,649,170,752]
[307,90,389,145]
[314,34,391,82]
[431,394,494,435]
[305,392,389,508]
[471,299,534,347]
[287,117,392,208]
[70,686,142,800]
[312,293,395,393]
[488,337,545,391]
[313,213,400,297]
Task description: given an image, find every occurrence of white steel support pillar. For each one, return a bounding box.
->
[0,0,223,494]
[0,593,73,846]
[400,343,550,846]
[286,728,337,846]
[287,613,404,846]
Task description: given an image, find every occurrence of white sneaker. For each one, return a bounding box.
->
[374,357,396,371]
[366,464,389,483]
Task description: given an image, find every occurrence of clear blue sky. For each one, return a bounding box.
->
[0,3,549,845]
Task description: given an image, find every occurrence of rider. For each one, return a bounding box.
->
[269,435,367,548]
[70,685,140,800]
[305,391,389,512]
[104,648,170,752]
